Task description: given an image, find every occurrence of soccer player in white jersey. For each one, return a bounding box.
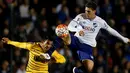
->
[68,1,130,73]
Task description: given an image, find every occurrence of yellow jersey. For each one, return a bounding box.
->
[7,41,66,73]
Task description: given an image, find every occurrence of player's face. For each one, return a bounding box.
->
[85,7,96,19]
[39,40,53,52]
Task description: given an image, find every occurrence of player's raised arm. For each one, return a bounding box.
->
[46,37,62,56]
[101,21,130,43]
[2,37,32,50]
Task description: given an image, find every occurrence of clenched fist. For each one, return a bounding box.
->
[2,37,10,43]
[79,30,85,36]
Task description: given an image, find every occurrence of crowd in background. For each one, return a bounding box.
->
[0,0,130,73]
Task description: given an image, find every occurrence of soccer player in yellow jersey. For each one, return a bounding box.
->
[2,37,66,73]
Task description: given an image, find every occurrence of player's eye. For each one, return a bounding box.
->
[87,11,91,13]
[85,10,91,13]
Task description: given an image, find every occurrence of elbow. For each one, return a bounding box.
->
[57,57,66,63]
[61,57,66,63]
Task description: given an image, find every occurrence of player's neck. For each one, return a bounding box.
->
[89,15,96,21]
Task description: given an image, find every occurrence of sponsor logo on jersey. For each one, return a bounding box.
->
[83,26,95,32]
[83,23,97,32]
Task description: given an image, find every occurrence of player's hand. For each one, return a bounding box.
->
[128,39,130,43]
[2,37,10,43]
[40,53,51,60]
[79,30,85,36]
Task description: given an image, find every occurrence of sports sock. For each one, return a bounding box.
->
[74,66,87,73]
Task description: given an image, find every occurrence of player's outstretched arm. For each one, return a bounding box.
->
[2,37,32,50]
[104,26,130,43]
[101,20,129,44]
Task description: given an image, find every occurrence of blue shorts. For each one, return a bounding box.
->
[77,50,94,61]
[68,34,94,61]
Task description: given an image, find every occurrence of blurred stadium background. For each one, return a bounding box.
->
[0,0,130,73]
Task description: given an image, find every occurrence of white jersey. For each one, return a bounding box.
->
[68,13,129,47]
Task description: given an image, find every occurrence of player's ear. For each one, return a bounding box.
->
[48,41,53,45]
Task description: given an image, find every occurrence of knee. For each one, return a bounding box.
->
[87,67,93,73]
[82,59,94,73]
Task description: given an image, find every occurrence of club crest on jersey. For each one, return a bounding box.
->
[93,23,97,28]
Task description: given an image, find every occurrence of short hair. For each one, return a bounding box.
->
[85,1,97,10]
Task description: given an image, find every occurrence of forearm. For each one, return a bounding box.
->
[7,41,31,49]
[47,47,56,56]
[54,56,66,63]
[107,27,129,43]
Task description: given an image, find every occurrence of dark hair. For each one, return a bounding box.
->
[85,1,97,10]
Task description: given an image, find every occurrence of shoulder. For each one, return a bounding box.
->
[80,13,87,19]
[30,42,38,47]
[95,16,106,24]
[74,13,86,20]
[30,42,37,45]
[76,13,85,17]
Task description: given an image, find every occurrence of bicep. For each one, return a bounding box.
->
[101,20,109,30]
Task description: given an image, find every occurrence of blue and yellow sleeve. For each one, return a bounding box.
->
[47,37,63,56]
